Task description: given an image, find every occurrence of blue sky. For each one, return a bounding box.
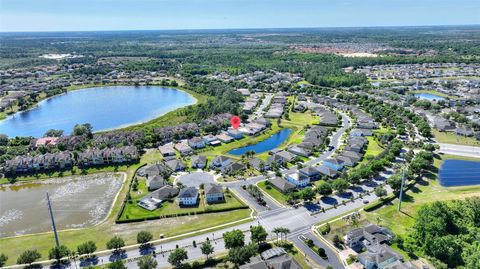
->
[1,0,479,32]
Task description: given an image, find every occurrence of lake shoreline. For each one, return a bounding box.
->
[0,84,197,137]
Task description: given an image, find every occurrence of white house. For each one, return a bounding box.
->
[285,172,310,187]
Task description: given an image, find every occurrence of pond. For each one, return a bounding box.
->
[414,93,445,101]
[439,159,480,187]
[0,173,124,237]
[228,128,292,156]
[0,86,196,137]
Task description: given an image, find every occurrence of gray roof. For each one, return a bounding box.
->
[178,186,198,199]
[204,183,223,195]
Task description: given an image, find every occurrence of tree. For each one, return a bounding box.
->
[44,129,64,137]
[332,235,343,249]
[332,178,349,194]
[250,225,268,244]
[223,229,245,249]
[227,244,258,265]
[317,248,327,258]
[77,241,97,257]
[137,231,153,247]
[0,253,7,267]
[299,187,316,201]
[72,123,93,137]
[272,227,282,242]
[137,255,158,269]
[168,248,188,268]
[106,236,125,253]
[48,245,70,263]
[200,240,214,260]
[374,186,387,197]
[17,250,41,265]
[316,182,333,195]
[387,174,403,192]
[108,260,127,269]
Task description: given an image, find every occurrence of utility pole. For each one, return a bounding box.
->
[46,191,60,247]
[397,168,406,212]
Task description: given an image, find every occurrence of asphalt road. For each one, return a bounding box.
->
[438,143,480,158]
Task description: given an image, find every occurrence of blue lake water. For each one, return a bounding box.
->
[0,86,196,137]
[228,128,292,156]
[439,159,480,187]
[414,93,445,101]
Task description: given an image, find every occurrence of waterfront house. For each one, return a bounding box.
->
[177,187,199,206]
[204,183,224,203]
[221,162,246,175]
[191,155,207,169]
[216,133,234,143]
[34,137,59,148]
[287,145,311,157]
[227,128,244,139]
[285,172,310,188]
[203,134,221,146]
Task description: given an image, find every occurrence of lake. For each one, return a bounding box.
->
[0,173,124,237]
[439,159,480,187]
[0,86,196,137]
[228,128,292,156]
[414,93,445,101]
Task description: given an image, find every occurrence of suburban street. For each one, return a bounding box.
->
[438,143,480,158]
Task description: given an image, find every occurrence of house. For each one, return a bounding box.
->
[433,117,455,131]
[275,151,296,163]
[323,158,345,171]
[345,224,393,249]
[341,150,364,162]
[337,155,356,167]
[147,175,168,191]
[351,129,373,137]
[35,137,59,148]
[165,158,186,172]
[358,244,403,269]
[203,134,221,146]
[239,247,302,269]
[249,158,269,172]
[158,143,176,157]
[299,166,321,180]
[222,162,246,175]
[227,129,244,139]
[191,155,207,169]
[204,183,224,203]
[209,156,233,169]
[174,141,193,156]
[285,172,310,187]
[216,133,234,143]
[287,145,311,157]
[141,162,171,178]
[138,185,179,210]
[268,177,296,193]
[315,165,339,178]
[188,137,206,149]
[177,187,199,206]
[455,127,474,137]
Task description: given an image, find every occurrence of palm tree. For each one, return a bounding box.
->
[272,228,282,242]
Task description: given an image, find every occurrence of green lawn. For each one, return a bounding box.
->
[356,136,384,166]
[258,180,289,204]
[433,129,480,146]
[119,192,246,221]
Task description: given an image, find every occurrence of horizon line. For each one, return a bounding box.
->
[1,23,479,34]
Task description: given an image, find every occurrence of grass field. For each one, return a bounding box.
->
[433,129,480,146]
[119,192,246,221]
[258,180,289,204]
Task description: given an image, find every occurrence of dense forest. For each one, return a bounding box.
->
[402,197,480,269]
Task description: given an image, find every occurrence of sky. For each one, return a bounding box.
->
[0,0,479,32]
